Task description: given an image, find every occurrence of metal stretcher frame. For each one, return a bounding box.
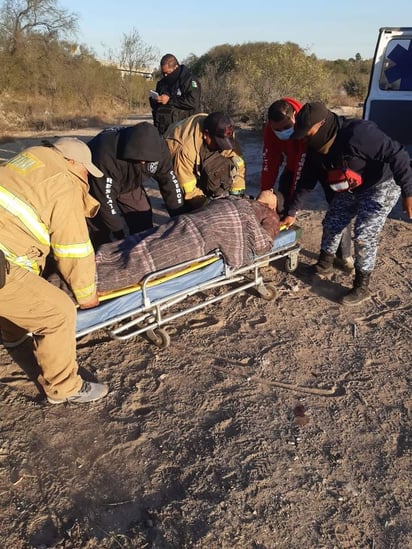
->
[76,227,301,348]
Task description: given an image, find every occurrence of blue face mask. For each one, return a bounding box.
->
[273,127,294,140]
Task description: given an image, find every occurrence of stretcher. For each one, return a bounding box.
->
[76,226,301,348]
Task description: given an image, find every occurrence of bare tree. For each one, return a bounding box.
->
[0,0,78,53]
[118,27,157,74]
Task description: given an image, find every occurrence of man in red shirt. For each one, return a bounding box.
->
[260,98,306,217]
[260,97,353,272]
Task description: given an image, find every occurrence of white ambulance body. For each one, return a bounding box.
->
[363,27,412,159]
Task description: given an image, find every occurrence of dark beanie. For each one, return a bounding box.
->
[117,122,163,162]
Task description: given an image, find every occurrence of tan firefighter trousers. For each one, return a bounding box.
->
[0,264,83,399]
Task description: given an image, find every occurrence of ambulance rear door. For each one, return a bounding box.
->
[363,27,412,158]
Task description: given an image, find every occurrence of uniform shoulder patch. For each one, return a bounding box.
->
[6,152,44,174]
[147,161,159,174]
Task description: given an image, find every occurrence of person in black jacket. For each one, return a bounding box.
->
[289,102,412,305]
[87,122,185,247]
[150,54,201,135]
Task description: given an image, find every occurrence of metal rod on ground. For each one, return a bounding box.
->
[252,377,345,397]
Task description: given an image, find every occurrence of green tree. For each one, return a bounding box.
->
[342,76,367,99]
[194,42,334,122]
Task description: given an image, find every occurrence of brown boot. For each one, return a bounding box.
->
[340,270,372,306]
[334,256,355,274]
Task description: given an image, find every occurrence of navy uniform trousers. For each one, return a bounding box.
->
[320,179,401,273]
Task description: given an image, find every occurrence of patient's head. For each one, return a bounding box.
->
[256,190,277,211]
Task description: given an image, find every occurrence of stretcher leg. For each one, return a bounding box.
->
[285,250,299,273]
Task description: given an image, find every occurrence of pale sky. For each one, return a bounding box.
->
[60,0,412,65]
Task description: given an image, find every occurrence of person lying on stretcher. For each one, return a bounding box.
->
[95,193,279,294]
[46,193,279,297]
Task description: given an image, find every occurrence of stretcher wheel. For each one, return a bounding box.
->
[146,328,171,349]
[257,283,278,301]
[285,253,299,273]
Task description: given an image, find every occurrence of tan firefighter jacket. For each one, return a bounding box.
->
[0,145,99,305]
[164,113,246,197]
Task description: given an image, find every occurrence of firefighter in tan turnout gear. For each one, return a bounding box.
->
[0,138,109,404]
[164,112,246,211]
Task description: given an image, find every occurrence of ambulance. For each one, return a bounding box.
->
[363,27,412,159]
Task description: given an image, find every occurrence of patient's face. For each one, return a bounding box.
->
[257,190,277,211]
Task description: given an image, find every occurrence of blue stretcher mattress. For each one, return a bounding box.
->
[76,227,299,335]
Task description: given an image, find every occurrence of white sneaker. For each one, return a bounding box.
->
[47,380,109,405]
[2,333,33,348]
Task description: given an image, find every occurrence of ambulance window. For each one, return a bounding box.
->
[379,39,412,91]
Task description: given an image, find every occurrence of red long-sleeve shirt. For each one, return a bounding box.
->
[260,97,307,199]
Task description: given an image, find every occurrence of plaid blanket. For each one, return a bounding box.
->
[96,197,276,293]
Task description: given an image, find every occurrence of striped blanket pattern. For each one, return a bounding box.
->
[95,197,274,293]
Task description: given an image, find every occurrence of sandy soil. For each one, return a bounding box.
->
[0,121,411,549]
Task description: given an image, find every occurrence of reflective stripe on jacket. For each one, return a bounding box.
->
[0,146,98,304]
[0,184,50,245]
[0,242,40,274]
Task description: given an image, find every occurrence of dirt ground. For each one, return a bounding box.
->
[0,120,411,549]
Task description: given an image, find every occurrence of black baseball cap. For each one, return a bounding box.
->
[292,101,329,139]
[203,112,236,150]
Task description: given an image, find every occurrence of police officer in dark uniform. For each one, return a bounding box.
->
[290,102,412,306]
[150,53,201,135]
[87,122,184,247]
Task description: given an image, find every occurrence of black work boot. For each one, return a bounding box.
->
[314,251,335,275]
[340,270,372,306]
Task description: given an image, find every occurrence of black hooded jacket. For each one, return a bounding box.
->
[87,123,184,232]
[289,116,412,216]
[150,65,201,134]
